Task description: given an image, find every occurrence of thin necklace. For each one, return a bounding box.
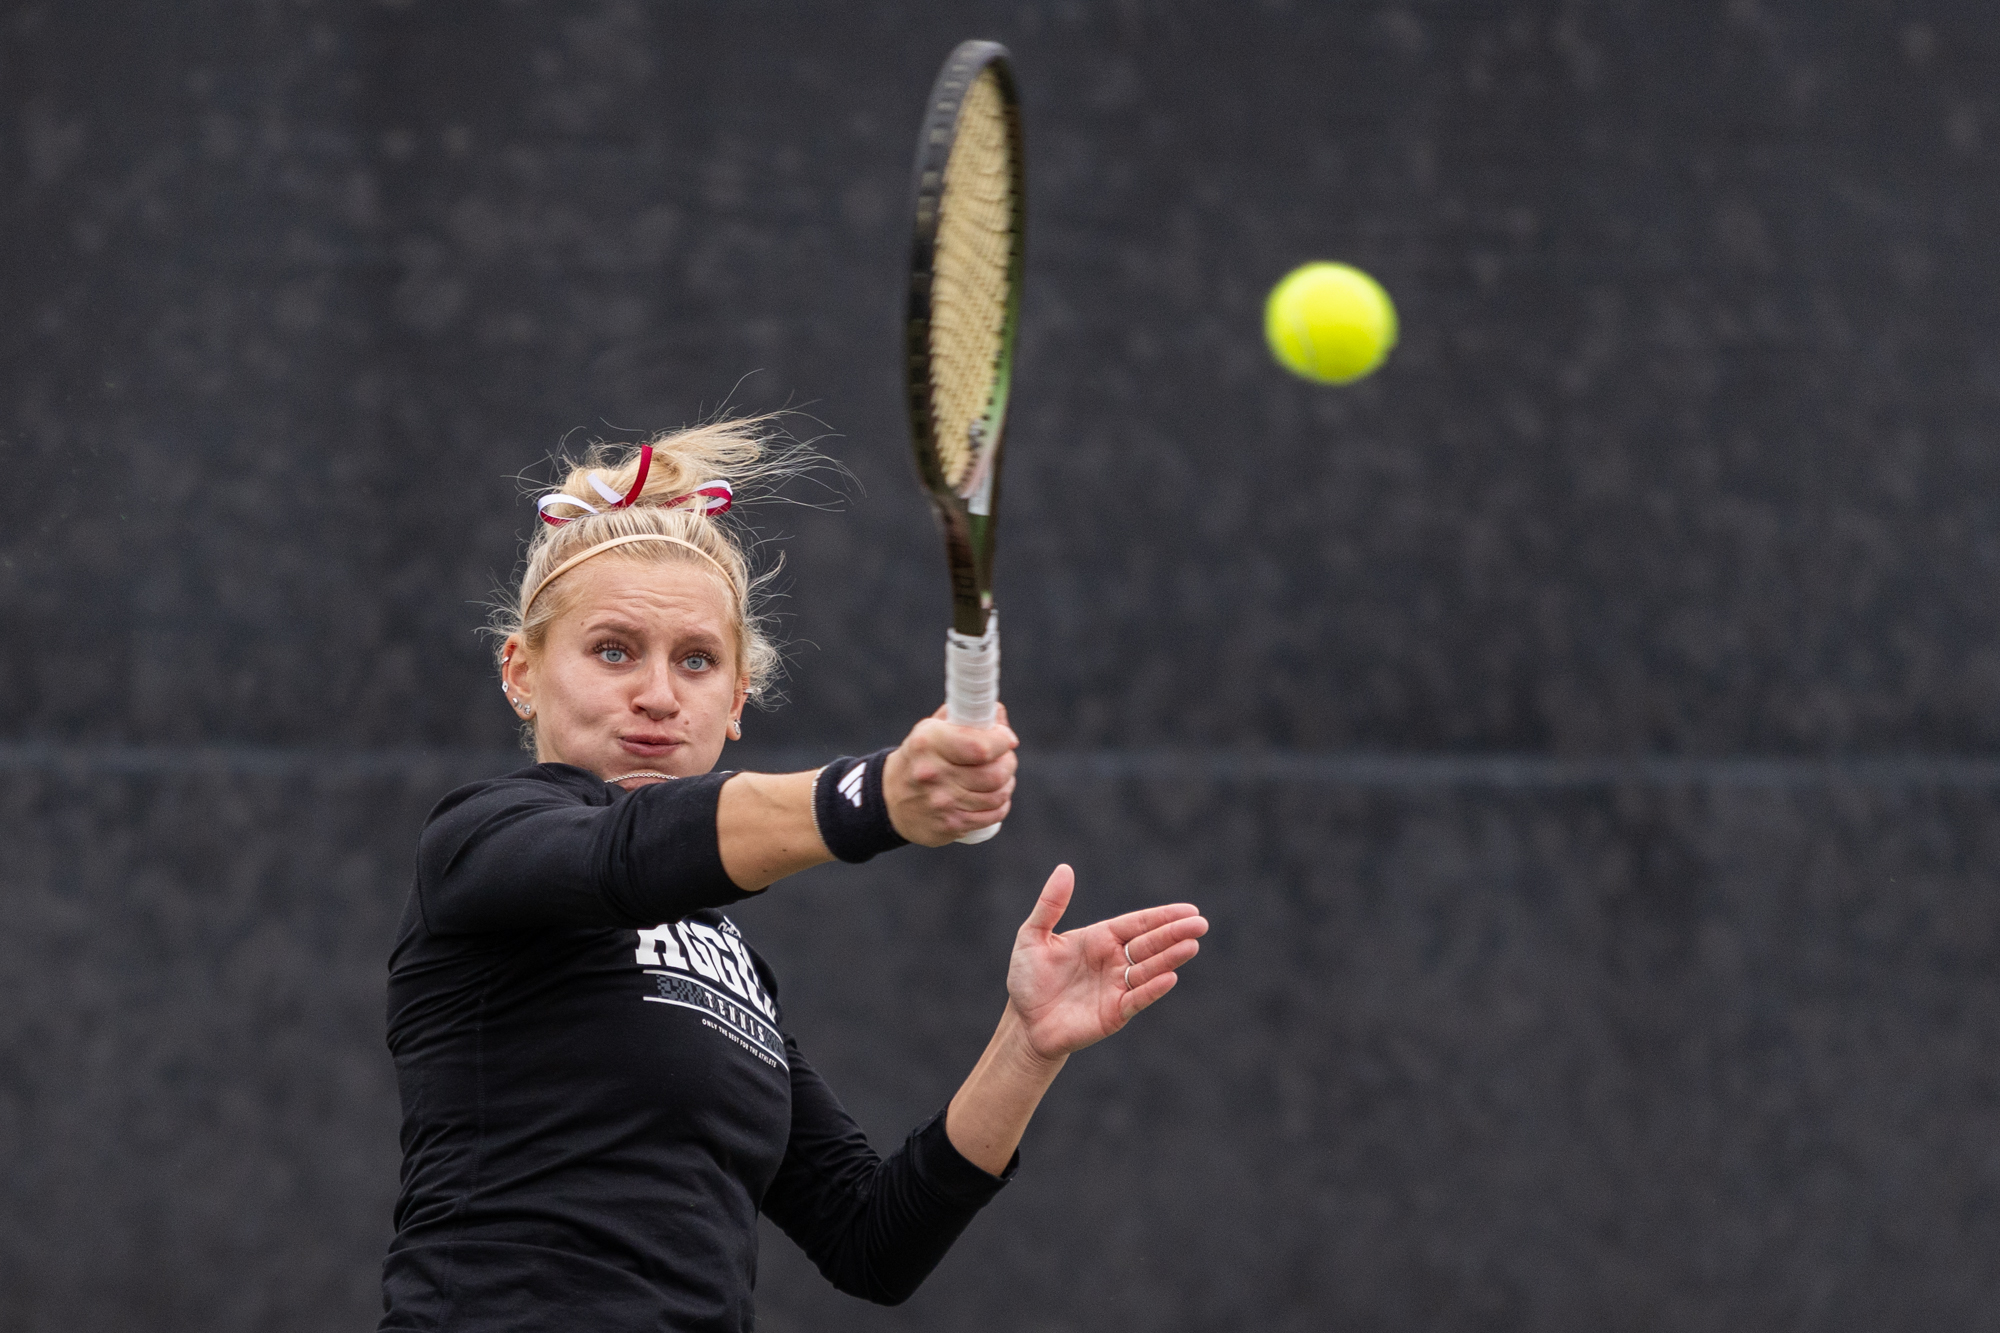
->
[609,771,678,784]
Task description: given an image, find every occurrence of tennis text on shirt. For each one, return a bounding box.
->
[635,916,786,1069]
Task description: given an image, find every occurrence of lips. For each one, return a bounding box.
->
[619,734,685,758]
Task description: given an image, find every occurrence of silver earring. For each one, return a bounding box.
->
[522,703,535,718]
[728,719,742,740]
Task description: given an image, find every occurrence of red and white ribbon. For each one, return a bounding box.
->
[535,444,734,525]
[669,482,734,516]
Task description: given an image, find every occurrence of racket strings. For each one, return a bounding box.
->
[930,67,1015,491]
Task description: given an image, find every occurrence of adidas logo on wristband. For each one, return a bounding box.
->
[812,748,909,863]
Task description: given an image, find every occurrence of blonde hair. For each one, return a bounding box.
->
[492,414,819,722]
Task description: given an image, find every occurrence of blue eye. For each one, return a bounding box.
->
[683,653,713,672]
[597,645,630,665]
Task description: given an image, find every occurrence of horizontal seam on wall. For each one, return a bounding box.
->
[6,744,2000,788]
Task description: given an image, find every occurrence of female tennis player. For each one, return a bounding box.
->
[377,418,1207,1332]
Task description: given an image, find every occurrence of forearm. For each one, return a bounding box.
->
[765,1041,1014,1305]
[944,1005,1066,1176]
[716,770,831,889]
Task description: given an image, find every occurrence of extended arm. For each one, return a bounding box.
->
[760,865,1207,1306]
[417,707,1019,932]
[761,1041,1014,1306]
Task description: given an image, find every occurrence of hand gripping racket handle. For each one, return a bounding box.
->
[945,613,1002,844]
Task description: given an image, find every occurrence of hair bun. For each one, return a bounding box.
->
[535,451,735,527]
[541,413,811,523]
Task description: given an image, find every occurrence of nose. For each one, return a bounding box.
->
[631,658,681,719]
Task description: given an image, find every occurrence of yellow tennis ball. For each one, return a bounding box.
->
[1264,261,1398,384]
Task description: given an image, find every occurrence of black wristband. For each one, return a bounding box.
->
[813,747,910,863]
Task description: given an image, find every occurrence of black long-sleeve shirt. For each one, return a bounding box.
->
[379,763,1011,1332]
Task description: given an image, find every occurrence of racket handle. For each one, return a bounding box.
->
[945,614,1002,844]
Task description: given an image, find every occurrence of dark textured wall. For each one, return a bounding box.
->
[4,2,2000,1330]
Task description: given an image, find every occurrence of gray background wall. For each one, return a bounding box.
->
[4,1,1999,1329]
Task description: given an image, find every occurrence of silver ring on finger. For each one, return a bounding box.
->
[1123,964,1135,990]
[1123,941,1136,967]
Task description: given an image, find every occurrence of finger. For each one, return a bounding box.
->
[928,771,1013,816]
[951,730,1019,766]
[1020,864,1074,936]
[898,744,1013,799]
[1123,936,1201,989]
[950,776,1013,803]
[921,719,1019,765]
[949,781,1014,813]
[946,754,1017,795]
[1122,914,1209,966]
[1105,902,1204,946]
[952,797,1012,836]
[1119,967,1179,1022]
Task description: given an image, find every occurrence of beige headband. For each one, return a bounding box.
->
[522,533,738,618]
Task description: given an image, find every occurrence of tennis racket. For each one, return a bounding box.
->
[903,39,1025,845]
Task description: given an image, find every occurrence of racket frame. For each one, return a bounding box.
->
[903,39,1026,641]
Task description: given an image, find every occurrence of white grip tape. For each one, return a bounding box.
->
[946,615,1001,844]
[945,615,1000,728]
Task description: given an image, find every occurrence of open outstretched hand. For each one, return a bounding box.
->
[1005,864,1207,1063]
[942,864,1210,1175]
